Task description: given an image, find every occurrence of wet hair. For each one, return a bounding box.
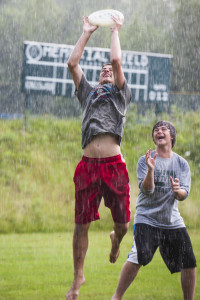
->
[152,121,177,148]
[101,63,112,71]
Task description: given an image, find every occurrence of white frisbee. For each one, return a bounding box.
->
[88,9,124,27]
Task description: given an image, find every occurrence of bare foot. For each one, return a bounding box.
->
[109,231,120,263]
[65,276,85,300]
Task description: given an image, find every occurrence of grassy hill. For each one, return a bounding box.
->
[0,107,200,232]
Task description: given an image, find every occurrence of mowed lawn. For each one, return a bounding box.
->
[0,229,199,300]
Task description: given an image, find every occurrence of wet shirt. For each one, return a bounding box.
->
[134,151,191,229]
[75,74,131,149]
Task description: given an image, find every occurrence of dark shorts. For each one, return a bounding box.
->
[127,224,196,274]
[74,155,130,224]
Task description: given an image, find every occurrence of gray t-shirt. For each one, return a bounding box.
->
[134,151,191,229]
[75,74,131,149]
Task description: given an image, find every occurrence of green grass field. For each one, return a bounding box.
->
[1,112,200,233]
[0,111,200,299]
[0,228,199,300]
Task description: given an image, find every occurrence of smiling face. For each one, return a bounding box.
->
[152,121,177,149]
[153,125,172,148]
[99,64,114,85]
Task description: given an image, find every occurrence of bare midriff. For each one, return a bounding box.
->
[83,133,121,158]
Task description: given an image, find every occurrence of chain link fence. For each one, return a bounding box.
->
[0,82,199,119]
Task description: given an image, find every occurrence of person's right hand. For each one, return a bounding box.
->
[83,16,98,33]
[145,149,157,171]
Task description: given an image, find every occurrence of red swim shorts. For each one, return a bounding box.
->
[74,155,131,224]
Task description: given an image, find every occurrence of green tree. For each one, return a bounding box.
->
[120,0,173,53]
[170,0,200,92]
[0,0,65,113]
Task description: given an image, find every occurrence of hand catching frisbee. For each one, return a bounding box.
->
[88,9,124,27]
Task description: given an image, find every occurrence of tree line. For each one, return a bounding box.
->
[0,0,199,116]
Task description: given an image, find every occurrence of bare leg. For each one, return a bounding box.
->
[111,261,141,299]
[66,223,90,300]
[181,267,196,300]
[110,222,129,263]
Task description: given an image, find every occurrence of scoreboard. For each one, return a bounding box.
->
[22,41,172,102]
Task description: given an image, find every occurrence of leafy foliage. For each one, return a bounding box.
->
[170,0,200,91]
[0,0,199,115]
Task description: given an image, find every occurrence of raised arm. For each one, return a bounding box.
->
[67,17,98,89]
[142,149,158,191]
[110,15,125,90]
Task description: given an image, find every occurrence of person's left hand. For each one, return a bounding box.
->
[170,177,181,193]
[110,14,124,32]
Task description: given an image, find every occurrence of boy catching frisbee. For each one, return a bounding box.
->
[66,14,131,300]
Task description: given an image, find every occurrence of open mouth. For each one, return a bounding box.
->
[158,136,164,140]
[104,74,111,77]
